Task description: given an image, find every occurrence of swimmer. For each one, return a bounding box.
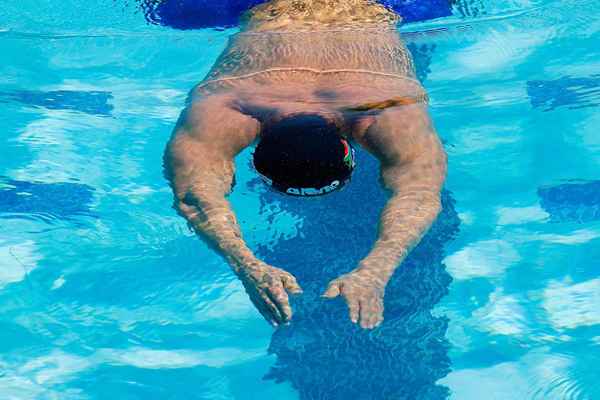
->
[164,0,447,329]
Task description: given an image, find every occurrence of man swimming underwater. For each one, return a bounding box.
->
[164,0,447,329]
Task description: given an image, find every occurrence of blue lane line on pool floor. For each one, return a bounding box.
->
[0,178,96,222]
[538,180,600,223]
[0,90,113,116]
[527,75,600,112]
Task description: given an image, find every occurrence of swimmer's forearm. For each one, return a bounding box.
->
[356,130,446,281]
[356,190,442,281]
[177,198,260,273]
[165,122,262,273]
[178,195,303,326]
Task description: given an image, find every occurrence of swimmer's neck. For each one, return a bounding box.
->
[266,111,346,131]
[243,0,400,32]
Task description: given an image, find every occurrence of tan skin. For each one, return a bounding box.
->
[163,0,447,329]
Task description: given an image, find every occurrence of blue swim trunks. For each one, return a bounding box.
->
[143,0,453,30]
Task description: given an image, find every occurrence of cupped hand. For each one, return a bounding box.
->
[322,270,386,329]
[237,262,302,327]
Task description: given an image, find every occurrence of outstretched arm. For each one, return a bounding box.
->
[164,97,302,326]
[323,103,447,329]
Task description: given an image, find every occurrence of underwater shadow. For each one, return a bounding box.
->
[250,149,460,400]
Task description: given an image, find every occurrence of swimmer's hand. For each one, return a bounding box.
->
[322,269,386,329]
[237,262,303,327]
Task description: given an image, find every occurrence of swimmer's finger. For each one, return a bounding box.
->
[346,296,360,324]
[250,292,279,326]
[281,273,303,295]
[371,299,384,328]
[267,285,293,323]
[360,298,383,329]
[374,299,384,328]
[358,299,371,329]
[370,298,381,328]
[254,301,279,327]
[243,283,278,326]
[322,281,341,298]
[259,291,284,325]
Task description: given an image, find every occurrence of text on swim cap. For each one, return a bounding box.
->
[286,180,341,196]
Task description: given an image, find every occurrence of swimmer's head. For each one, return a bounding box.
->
[253,114,355,197]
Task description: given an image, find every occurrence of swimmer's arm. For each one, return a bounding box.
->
[164,100,302,325]
[358,105,447,281]
[164,100,259,270]
[323,105,446,328]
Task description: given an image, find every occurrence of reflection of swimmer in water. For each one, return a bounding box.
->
[164,0,447,329]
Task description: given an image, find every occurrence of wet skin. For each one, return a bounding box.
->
[164,0,447,329]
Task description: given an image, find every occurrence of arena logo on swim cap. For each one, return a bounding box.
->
[286,180,341,196]
[341,139,356,169]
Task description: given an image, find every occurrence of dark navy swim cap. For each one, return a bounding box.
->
[253,114,355,197]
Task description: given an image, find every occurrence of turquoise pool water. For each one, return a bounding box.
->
[1,0,600,398]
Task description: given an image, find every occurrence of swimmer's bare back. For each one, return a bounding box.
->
[164,0,447,329]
